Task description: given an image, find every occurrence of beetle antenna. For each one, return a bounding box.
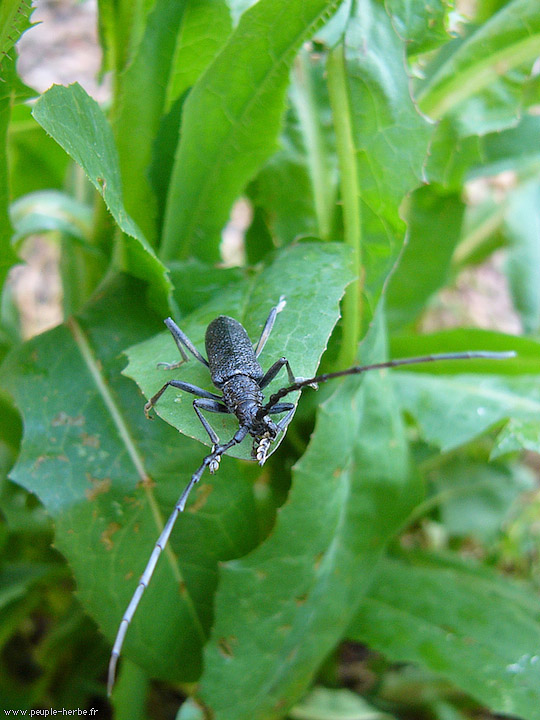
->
[258,350,516,417]
[107,425,249,696]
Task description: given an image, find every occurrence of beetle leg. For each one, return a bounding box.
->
[144,380,222,419]
[260,357,318,390]
[157,317,209,370]
[254,296,286,357]
[192,398,230,473]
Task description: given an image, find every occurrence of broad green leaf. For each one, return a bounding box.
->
[350,553,540,720]
[427,113,540,190]
[249,50,338,246]
[386,185,465,330]
[0,564,51,613]
[8,104,70,199]
[385,0,450,56]
[393,371,540,453]
[0,53,19,292]
[96,0,156,77]
[114,0,232,243]
[418,0,540,120]
[452,194,507,269]
[113,0,189,243]
[430,456,534,542]
[196,315,421,719]
[32,83,171,313]
[9,190,108,315]
[124,243,354,460]
[1,275,260,683]
[168,259,244,316]
[469,113,540,180]
[112,659,148,720]
[328,0,432,318]
[165,0,232,109]
[445,63,535,137]
[0,0,33,57]
[289,687,396,720]
[504,181,540,334]
[425,117,483,190]
[491,417,540,458]
[160,0,345,262]
[10,191,93,246]
[389,328,535,374]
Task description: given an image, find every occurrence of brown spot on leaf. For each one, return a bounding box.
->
[137,475,155,489]
[85,474,111,501]
[81,432,100,448]
[295,593,308,606]
[51,411,85,427]
[218,636,237,658]
[101,522,121,550]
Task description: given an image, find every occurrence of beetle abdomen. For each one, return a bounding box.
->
[205,316,263,386]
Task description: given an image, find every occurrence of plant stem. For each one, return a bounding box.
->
[327,44,362,368]
[293,49,334,240]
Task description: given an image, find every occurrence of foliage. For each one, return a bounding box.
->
[1,0,540,719]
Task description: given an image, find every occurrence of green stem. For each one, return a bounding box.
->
[327,44,362,368]
[293,50,334,240]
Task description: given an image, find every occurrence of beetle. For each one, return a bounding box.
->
[107,297,515,693]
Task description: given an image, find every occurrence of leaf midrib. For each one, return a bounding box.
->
[67,317,206,642]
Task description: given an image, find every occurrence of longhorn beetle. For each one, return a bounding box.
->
[108,296,515,693]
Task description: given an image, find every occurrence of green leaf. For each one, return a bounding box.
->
[418,0,540,120]
[113,0,189,244]
[491,417,540,458]
[504,181,540,334]
[386,185,465,330]
[385,0,451,56]
[1,275,261,683]
[389,328,536,374]
[160,0,345,262]
[393,371,540,452]
[114,0,232,243]
[10,191,93,246]
[124,243,354,460]
[249,50,338,246]
[350,553,540,720]
[32,83,171,313]
[196,315,421,719]
[470,113,540,180]
[425,117,482,190]
[289,687,396,720]
[10,190,108,315]
[0,564,50,613]
[165,0,232,108]
[168,258,245,316]
[8,104,70,199]
[430,457,534,542]
[96,0,155,77]
[0,53,19,292]
[0,0,33,57]
[327,0,432,329]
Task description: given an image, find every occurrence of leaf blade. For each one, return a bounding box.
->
[350,553,540,720]
[160,0,345,261]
